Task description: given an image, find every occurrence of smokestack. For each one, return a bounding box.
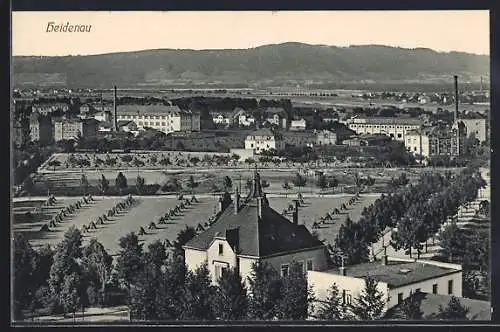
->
[293,199,299,224]
[454,75,459,122]
[113,86,118,132]
[339,266,347,276]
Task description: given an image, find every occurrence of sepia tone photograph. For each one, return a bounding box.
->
[11,10,491,324]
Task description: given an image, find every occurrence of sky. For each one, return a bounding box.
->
[12,10,490,56]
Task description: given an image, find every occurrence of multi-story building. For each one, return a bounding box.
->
[308,256,463,316]
[405,125,466,159]
[231,108,256,127]
[29,112,53,144]
[264,107,288,129]
[455,118,488,143]
[184,171,328,284]
[211,113,230,126]
[116,105,200,134]
[244,128,285,153]
[290,119,307,131]
[316,130,338,146]
[53,118,99,141]
[32,102,70,116]
[346,117,422,142]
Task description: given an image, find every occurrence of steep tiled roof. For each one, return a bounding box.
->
[184,171,323,257]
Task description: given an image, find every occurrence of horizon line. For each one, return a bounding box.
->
[12,42,490,57]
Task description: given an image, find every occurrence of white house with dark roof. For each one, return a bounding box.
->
[116,105,200,134]
[308,255,463,315]
[244,128,285,154]
[183,171,328,283]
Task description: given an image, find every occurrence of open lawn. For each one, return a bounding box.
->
[268,194,380,246]
[13,193,381,255]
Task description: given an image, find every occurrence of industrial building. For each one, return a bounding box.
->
[346,117,423,142]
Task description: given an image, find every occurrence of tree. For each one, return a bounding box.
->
[464,229,489,272]
[180,263,216,320]
[292,173,307,192]
[276,261,310,320]
[212,267,248,320]
[145,240,167,267]
[13,233,38,320]
[316,283,344,320]
[157,255,188,319]
[129,259,163,321]
[80,173,89,195]
[390,291,423,320]
[49,226,83,297]
[81,239,113,306]
[116,233,144,291]
[173,226,197,252]
[187,175,199,194]
[435,296,469,320]
[135,175,145,195]
[335,216,369,265]
[115,172,128,195]
[349,276,386,320]
[223,176,233,192]
[282,180,291,191]
[438,223,466,263]
[60,272,83,321]
[247,261,282,320]
[48,159,61,171]
[316,174,328,190]
[97,174,109,196]
[328,176,339,191]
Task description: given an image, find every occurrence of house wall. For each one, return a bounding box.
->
[238,256,259,286]
[244,135,285,153]
[263,247,329,277]
[387,271,462,308]
[184,248,207,272]
[460,119,488,142]
[348,122,421,142]
[206,239,237,282]
[307,270,390,312]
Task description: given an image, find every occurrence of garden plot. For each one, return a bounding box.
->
[78,196,218,255]
[267,193,380,246]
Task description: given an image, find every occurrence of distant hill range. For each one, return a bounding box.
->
[12,43,490,89]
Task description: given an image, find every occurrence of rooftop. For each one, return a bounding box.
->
[349,117,423,125]
[324,259,461,288]
[387,293,491,320]
[184,171,323,257]
[116,104,189,115]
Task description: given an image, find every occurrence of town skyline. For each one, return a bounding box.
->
[12,10,489,56]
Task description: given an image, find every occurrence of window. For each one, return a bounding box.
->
[307,260,313,271]
[156,122,160,126]
[432,284,438,294]
[162,122,166,126]
[145,121,149,126]
[139,121,143,126]
[448,280,453,294]
[218,244,223,255]
[297,261,304,274]
[398,293,404,304]
[281,264,289,277]
[415,288,421,293]
[342,290,352,305]
[397,134,402,138]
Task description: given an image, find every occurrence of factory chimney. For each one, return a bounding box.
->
[454,75,459,122]
[113,86,118,132]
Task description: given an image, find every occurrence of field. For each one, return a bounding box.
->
[30,160,461,197]
[13,193,380,255]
